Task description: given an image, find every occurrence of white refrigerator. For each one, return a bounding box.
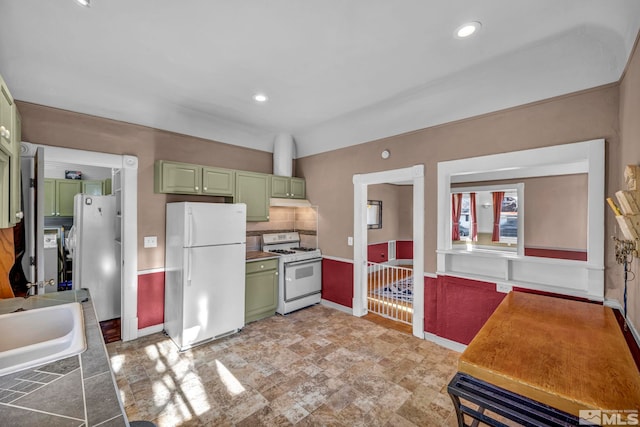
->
[69,194,121,322]
[164,202,247,351]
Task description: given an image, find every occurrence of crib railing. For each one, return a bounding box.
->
[367,262,413,325]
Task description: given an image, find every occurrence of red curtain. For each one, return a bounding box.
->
[491,192,505,242]
[451,193,462,240]
[470,192,478,241]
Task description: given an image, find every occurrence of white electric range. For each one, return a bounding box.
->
[261,232,322,314]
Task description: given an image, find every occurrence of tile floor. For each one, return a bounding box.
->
[107,305,462,426]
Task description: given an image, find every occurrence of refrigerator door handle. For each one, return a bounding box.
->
[187,213,194,248]
[187,249,192,286]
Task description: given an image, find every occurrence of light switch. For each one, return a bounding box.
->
[144,236,157,248]
[347,236,353,246]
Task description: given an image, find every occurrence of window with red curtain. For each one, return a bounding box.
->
[470,192,478,241]
[451,193,462,240]
[491,191,505,241]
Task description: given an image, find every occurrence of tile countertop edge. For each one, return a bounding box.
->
[0,290,129,426]
[79,290,129,426]
[246,251,280,261]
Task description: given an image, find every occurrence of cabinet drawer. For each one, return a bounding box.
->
[246,258,278,274]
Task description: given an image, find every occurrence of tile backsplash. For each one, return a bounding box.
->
[245,206,318,250]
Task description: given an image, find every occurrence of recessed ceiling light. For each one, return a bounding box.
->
[75,0,90,7]
[455,21,481,39]
[253,93,268,103]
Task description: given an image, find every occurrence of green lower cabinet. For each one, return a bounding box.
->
[245,259,278,323]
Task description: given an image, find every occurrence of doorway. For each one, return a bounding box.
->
[353,165,424,338]
[21,142,139,342]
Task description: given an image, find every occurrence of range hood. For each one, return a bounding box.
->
[270,197,312,208]
[270,134,312,207]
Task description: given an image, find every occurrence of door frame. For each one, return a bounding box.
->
[353,164,424,338]
[21,142,139,342]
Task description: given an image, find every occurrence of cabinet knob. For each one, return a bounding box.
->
[260,264,264,269]
[286,193,290,196]
[15,211,23,219]
[203,187,207,191]
[195,186,199,191]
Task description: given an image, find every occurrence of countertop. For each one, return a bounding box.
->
[0,290,127,426]
[246,250,279,261]
[458,292,640,417]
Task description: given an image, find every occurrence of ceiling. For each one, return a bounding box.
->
[1,1,639,158]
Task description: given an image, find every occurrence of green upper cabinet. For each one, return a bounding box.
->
[202,166,235,196]
[155,160,202,194]
[103,178,112,195]
[290,177,306,199]
[9,107,22,225]
[0,75,14,156]
[270,175,290,198]
[56,180,81,217]
[82,180,104,195]
[270,176,306,199]
[236,171,270,222]
[44,179,56,217]
[45,179,81,217]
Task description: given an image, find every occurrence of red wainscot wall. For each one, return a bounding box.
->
[322,258,354,308]
[321,254,506,346]
[367,240,414,263]
[137,271,165,329]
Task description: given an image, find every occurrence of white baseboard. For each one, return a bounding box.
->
[320,299,353,315]
[604,298,640,348]
[423,331,467,353]
[137,268,165,275]
[137,324,164,338]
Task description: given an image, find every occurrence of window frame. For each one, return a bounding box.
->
[450,183,525,255]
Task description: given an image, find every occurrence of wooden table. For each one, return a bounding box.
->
[448,291,640,426]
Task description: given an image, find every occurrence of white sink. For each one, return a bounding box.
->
[0,302,87,376]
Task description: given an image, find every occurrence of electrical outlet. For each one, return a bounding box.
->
[144,236,157,248]
[347,236,353,246]
[496,283,512,293]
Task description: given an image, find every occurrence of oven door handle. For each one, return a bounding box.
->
[284,258,321,268]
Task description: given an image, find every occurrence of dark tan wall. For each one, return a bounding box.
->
[619,38,640,331]
[367,184,413,244]
[16,102,273,270]
[297,84,620,294]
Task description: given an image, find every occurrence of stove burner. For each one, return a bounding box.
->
[270,249,297,255]
[292,247,317,252]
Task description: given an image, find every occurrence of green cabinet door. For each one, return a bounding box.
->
[44,178,56,217]
[9,107,21,225]
[236,171,270,221]
[290,178,306,199]
[154,160,202,194]
[56,180,81,217]
[202,166,235,196]
[0,150,9,228]
[103,178,112,195]
[0,76,14,155]
[270,175,290,198]
[82,180,104,195]
[245,259,278,323]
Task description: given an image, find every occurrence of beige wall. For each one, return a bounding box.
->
[297,84,619,266]
[16,102,273,270]
[619,37,640,331]
[367,184,413,244]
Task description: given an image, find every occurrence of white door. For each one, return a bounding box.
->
[181,243,246,349]
[186,203,246,247]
